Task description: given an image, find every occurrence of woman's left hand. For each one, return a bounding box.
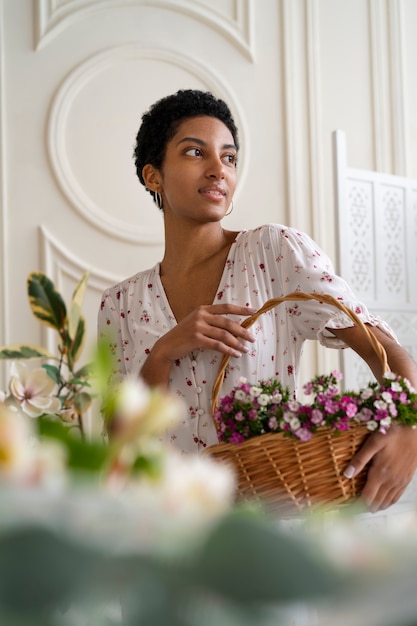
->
[330,323,417,512]
[344,423,417,512]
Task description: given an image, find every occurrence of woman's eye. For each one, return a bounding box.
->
[224,153,237,166]
[185,147,202,157]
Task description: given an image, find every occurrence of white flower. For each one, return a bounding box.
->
[373,400,387,411]
[289,416,301,430]
[390,382,403,393]
[383,371,396,380]
[132,451,235,522]
[249,386,262,398]
[236,376,247,385]
[271,392,282,404]
[8,362,61,418]
[360,387,374,400]
[283,411,294,423]
[367,420,378,431]
[380,417,392,429]
[389,404,398,417]
[287,400,300,412]
[0,404,34,479]
[381,391,393,404]
[403,378,416,393]
[111,377,184,455]
[258,393,270,406]
[234,389,247,402]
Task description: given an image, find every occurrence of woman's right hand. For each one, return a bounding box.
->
[140,303,256,387]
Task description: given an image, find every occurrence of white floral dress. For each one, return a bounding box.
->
[98,224,393,453]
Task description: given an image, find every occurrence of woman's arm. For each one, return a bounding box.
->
[331,324,417,512]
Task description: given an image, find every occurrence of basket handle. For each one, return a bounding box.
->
[211,291,389,417]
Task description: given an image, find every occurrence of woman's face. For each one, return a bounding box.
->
[155,115,238,223]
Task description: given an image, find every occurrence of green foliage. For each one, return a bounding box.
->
[0,344,54,360]
[37,417,108,473]
[27,272,67,332]
[0,509,344,625]
[0,270,93,437]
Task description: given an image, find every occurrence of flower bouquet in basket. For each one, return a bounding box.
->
[204,292,417,516]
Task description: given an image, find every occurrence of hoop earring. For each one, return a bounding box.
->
[224,201,234,217]
[154,191,163,210]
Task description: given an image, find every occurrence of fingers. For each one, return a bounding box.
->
[344,428,417,513]
[343,432,385,480]
[153,304,257,363]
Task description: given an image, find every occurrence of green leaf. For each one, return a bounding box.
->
[68,271,90,340]
[27,272,67,331]
[0,344,55,360]
[37,417,109,472]
[0,526,102,615]
[42,363,62,384]
[73,391,92,414]
[74,362,94,379]
[195,512,342,605]
[68,316,86,368]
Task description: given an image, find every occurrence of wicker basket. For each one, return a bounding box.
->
[204,291,389,516]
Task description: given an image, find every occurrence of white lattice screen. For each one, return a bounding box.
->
[333,130,417,390]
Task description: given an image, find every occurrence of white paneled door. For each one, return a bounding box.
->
[0,0,284,388]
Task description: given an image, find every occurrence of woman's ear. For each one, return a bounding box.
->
[142,164,162,192]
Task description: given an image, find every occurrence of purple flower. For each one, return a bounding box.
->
[229,432,245,445]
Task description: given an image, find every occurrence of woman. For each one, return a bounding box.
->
[98,89,417,512]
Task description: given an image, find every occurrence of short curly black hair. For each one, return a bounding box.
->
[133,89,239,203]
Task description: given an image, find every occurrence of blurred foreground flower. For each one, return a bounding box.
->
[0,403,34,480]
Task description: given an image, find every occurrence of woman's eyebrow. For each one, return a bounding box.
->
[176,136,237,151]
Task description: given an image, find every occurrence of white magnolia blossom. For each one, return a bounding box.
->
[8,362,61,418]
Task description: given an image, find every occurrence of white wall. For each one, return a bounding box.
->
[1,0,416,389]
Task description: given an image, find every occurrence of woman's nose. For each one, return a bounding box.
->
[207,156,225,179]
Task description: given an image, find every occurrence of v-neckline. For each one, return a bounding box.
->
[155,231,244,324]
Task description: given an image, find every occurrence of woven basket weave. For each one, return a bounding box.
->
[204,291,389,516]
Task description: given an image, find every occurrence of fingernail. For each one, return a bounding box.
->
[247,333,256,342]
[344,465,356,479]
[233,351,243,358]
[246,308,257,314]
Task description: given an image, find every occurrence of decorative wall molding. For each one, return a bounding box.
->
[34,0,255,61]
[369,0,408,175]
[281,0,332,377]
[47,44,248,243]
[388,0,408,175]
[40,225,122,353]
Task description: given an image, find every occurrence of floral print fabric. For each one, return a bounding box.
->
[98,224,394,453]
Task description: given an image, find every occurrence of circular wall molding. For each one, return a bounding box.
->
[47,45,249,243]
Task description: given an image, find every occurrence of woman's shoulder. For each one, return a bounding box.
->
[102,264,159,298]
[238,223,301,246]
